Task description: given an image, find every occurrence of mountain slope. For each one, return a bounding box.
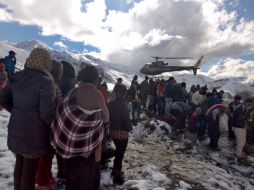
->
[1,39,254,95]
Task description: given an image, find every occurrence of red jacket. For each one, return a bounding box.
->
[206,104,226,120]
[188,113,198,133]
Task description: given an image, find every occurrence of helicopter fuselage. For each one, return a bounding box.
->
[140,63,194,75]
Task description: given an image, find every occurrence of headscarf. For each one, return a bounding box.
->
[25,48,52,75]
[25,48,55,96]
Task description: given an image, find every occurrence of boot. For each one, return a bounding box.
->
[111,169,125,185]
[113,175,125,185]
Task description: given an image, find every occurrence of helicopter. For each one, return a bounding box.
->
[139,55,204,75]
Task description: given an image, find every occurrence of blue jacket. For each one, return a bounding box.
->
[4,55,16,74]
[165,83,173,98]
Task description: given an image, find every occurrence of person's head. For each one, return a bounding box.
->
[61,61,75,80]
[196,84,200,91]
[169,77,175,81]
[181,82,186,88]
[117,77,123,84]
[145,76,149,80]
[212,88,217,93]
[9,50,16,58]
[190,85,196,93]
[234,95,241,104]
[114,84,127,99]
[50,60,63,83]
[77,65,99,85]
[160,79,166,85]
[25,48,52,72]
[199,86,206,95]
[133,75,138,80]
[0,58,4,64]
[243,98,252,108]
[219,90,224,96]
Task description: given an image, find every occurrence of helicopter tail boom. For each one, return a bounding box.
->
[194,55,204,68]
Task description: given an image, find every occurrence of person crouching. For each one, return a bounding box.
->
[108,84,133,185]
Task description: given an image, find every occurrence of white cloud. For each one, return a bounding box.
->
[206,58,254,84]
[0,0,253,73]
[53,41,68,49]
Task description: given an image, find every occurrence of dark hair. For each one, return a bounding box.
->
[50,60,63,83]
[145,76,149,80]
[114,84,127,98]
[78,65,99,84]
[169,77,175,81]
[117,78,122,82]
[181,82,186,88]
[133,75,138,80]
[0,58,4,63]
[244,98,252,103]
[61,61,75,79]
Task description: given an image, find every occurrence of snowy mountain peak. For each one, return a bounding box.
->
[15,39,50,51]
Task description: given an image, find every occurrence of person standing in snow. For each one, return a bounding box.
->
[100,82,109,103]
[108,84,132,184]
[228,95,241,140]
[0,48,55,190]
[186,107,203,144]
[139,76,149,108]
[192,86,206,107]
[233,98,252,163]
[35,60,63,189]
[205,104,227,150]
[4,50,17,76]
[128,80,141,124]
[51,65,109,190]
[164,77,175,114]
[246,99,254,144]
[157,79,166,116]
[60,61,76,96]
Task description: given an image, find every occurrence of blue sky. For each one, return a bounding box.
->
[0,0,139,52]
[0,0,253,75]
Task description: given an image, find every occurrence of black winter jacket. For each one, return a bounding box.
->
[233,105,247,128]
[108,99,132,132]
[0,68,55,156]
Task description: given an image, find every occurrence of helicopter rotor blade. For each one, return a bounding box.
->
[161,57,194,59]
[151,56,193,60]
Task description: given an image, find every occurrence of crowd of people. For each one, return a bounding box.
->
[127,74,254,163]
[0,48,132,190]
[0,47,253,190]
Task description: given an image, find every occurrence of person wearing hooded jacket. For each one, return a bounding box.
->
[51,65,109,190]
[0,48,55,190]
[108,84,132,185]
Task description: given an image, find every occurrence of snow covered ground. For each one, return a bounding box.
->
[1,110,254,190]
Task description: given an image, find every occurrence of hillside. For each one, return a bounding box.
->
[0,39,254,95]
